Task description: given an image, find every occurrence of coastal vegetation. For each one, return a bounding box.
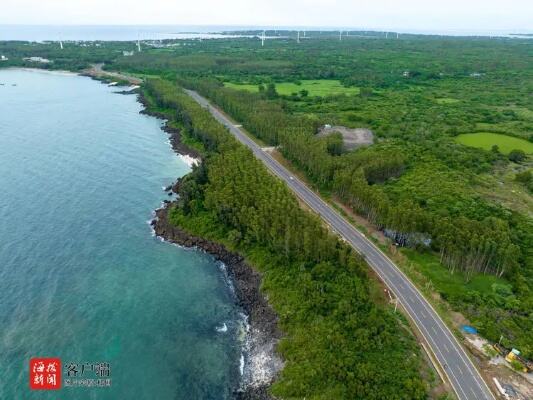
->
[143,78,428,399]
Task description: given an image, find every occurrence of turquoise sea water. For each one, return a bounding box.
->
[0,69,242,399]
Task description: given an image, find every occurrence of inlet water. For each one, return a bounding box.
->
[0,69,242,399]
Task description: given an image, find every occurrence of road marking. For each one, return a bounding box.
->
[186,89,495,400]
[444,343,450,353]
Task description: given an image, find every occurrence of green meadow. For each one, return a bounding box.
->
[224,79,360,96]
[455,132,533,154]
[435,97,461,104]
[401,249,508,299]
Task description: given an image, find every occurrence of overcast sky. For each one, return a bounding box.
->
[2,0,532,32]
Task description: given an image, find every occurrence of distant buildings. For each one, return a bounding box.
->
[122,51,134,57]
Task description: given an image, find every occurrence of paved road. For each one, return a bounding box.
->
[185,89,495,400]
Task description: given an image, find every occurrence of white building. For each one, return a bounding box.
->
[122,51,134,56]
[0,55,8,61]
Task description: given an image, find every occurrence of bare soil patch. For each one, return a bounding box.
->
[317,125,374,150]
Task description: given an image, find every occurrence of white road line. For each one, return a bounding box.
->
[185,89,495,400]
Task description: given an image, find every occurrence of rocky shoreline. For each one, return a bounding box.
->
[142,91,282,399]
[138,92,202,160]
[151,204,282,399]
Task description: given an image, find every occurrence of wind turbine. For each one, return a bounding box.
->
[261,30,266,47]
[137,31,142,52]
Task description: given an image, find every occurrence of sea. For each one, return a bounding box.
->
[0,25,251,42]
[0,24,531,42]
[0,68,245,399]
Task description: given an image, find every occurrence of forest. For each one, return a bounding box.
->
[173,73,532,356]
[143,78,428,399]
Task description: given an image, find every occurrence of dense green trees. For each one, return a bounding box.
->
[509,149,526,163]
[144,79,428,398]
[181,78,527,283]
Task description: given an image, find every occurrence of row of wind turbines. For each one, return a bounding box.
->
[260,30,401,46]
[53,29,402,51]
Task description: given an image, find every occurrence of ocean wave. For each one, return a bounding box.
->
[178,154,200,168]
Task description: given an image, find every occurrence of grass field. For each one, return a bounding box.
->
[401,249,508,299]
[455,132,533,154]
[224,79,360,96]
[435,97,461,104]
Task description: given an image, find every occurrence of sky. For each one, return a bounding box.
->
[2,0,533,32]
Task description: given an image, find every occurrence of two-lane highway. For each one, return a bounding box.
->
[185,89,495,400]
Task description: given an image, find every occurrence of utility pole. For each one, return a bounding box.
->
[297,31,300,43]
[339,30,342,41]
[261,30,265,47]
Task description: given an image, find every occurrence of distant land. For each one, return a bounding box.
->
[0,24,532,41]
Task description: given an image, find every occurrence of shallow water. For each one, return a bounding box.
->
[0,69,242,399]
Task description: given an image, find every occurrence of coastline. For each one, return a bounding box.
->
[151,204,282,399]
[141,91,283,399]
[138,92,202,160]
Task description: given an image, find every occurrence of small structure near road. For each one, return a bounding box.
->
[0,55,8,61]
[461,325,478,334]
[23,57,52,64]
[317,125,374,151]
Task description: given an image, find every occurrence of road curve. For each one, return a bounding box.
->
[185,89,495,400]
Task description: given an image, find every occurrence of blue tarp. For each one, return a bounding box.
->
[461,325,478,334]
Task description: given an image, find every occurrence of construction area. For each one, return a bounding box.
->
[317,125,374,150]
